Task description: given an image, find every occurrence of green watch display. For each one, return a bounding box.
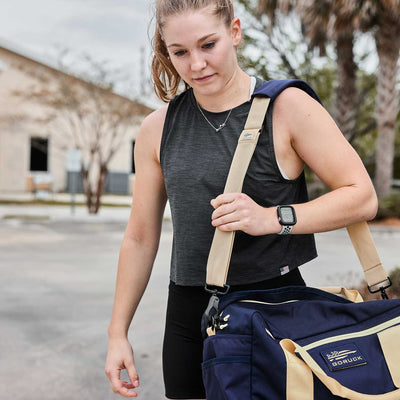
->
[277,205,297,235]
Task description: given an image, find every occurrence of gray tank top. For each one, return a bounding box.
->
[160,78,317,286]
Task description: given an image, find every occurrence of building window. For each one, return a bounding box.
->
[30,137,48,171]
[131,140,136,174]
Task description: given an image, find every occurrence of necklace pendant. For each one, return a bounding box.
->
[216,123,225,132]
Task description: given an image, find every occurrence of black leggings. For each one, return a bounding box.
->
[162,269,305,399]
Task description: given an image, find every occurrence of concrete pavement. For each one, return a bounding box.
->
[0,207,172,399]
[0,202,399,399]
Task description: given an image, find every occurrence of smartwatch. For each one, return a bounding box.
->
[277,205,297,235]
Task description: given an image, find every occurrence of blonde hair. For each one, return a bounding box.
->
[152,0,235,102]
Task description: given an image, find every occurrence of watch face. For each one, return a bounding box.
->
[279,206,296,225]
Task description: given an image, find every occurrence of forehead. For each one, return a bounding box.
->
[162,7,227,45]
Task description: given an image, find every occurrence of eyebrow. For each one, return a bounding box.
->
[167,33,217,48]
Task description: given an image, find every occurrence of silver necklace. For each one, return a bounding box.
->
[196,102,233,132]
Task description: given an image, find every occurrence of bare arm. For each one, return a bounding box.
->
[211,88,378,235]
[105,106,168,397]
[277,87,378,233]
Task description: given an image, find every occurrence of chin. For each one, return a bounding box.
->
[193,81,223,97]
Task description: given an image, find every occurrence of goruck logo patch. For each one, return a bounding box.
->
[321,343,367,371]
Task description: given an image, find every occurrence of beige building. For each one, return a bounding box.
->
[0,45,152,194]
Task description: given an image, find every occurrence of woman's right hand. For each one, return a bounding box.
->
[105,337,140,397]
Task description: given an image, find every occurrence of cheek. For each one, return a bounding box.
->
[216,45,236,70]
[170,58,186,75]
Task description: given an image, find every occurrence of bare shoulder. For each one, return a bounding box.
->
[139,105,168,139]
[274,87,321,117]
[136,105,169,160]
[142,105,168,129]
[273,87,330,137]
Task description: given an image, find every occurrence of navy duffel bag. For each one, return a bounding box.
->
[202,286,400,399]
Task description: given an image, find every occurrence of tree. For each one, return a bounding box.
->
[252,0,359,140]
[300,1,359,142]
[335,0,400,198]
[22,52,150,213]
[237,0,336,107]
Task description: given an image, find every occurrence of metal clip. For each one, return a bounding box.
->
[368,277,392,300]
[202,285,230,338]
[202,294,220,339]
[204,283,230,296]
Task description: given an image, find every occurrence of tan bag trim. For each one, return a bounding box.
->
[319,287,364,303]
[378,325,400,389]
[281,339,400,400]
[283,340,314,400]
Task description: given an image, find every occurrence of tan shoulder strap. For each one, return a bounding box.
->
[346,222,389,291]
[206,96,270,288]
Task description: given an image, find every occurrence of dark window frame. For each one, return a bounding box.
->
[30,137,49,172]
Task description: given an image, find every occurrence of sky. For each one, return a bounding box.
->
[0,0,156,101]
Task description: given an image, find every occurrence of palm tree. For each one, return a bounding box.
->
[335,0,400,198]
[299,1,358,142]
[257,0,359,140]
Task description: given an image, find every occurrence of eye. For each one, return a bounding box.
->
[203,41,215,50]
[173,50,186,57]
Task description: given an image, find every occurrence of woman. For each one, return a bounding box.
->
[105,1,378,399]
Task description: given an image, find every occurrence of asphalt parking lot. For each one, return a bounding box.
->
[0,204,399,399]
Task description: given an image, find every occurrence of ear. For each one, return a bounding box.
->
[231,17,242,47]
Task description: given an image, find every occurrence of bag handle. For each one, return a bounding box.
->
[280,339,400,400]
[206,97,389,293]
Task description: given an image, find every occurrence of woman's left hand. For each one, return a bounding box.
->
[210,193,280,236]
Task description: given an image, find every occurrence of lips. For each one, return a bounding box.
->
[194,74,215,82]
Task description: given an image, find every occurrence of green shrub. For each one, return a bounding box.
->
[375,192,400,220]
[389,267,400,298]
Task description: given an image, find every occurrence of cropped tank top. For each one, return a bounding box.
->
[160,78,317,286]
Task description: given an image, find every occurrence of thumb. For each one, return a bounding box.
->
[126,358,139,388]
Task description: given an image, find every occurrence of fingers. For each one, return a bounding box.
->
[210,193,270,236]
[211,193,249,230]
[126,358,140,391]
[211,193,242,221]
[212,202,237,222]
[105,365,139,398]
[211,208,239,229]
[210,193,238,209]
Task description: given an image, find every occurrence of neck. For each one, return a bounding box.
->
[194,68,251,112]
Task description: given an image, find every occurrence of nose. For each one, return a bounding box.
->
[190,51,207,72]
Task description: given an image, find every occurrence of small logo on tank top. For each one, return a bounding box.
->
[280,266,290,275]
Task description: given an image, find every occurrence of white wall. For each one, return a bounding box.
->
[0,48,145,193]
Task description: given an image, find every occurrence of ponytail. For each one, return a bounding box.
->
[151,25,188,102]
